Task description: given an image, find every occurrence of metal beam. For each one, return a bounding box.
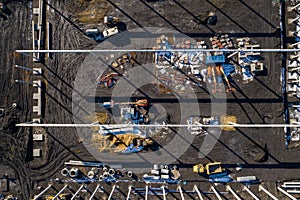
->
[277,187,297,200]
[243,186,260,200]
[177,186,185,200]
[15,48,300,53]
[193,185,204,200]
[16,123,300,128]
[162,186,167,200]
[89,184,100,200]
[145,185,148,200]
[226,185,241,200]
[126,186,132,200]
[53,185,68,200]
[211,186,222,200]
[259,185,278,200]
[108,185,117,200]
[34,185,52,200]
[71,185,84,200]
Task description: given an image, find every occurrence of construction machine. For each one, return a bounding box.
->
[45,194,72,200]
[193,162,227,178]
[219,66,236,92]
[104,16,121,25]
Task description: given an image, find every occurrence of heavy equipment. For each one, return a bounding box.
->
[104,16,121,24]
[193,162,227,178]
[97,73,119,88]
[219,65,236,92]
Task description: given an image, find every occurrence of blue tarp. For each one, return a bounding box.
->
[221,64,235,77]
[206,55,225,64]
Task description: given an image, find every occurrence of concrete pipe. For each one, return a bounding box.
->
[12,103,17,108]
[69,168,79,178]
[103,166,108,172]
[87,171,95,179]
[127,171,133,177]
[163,165,169,169]
[99,175,103,181]
[103,172,109,178]
[61,168,69,177]
[161,169,169,174]
[108,168,115,176]
[92,167,99,175]
[153,164,159,170]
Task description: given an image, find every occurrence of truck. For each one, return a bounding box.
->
[104,16,121,25]
[193,162,227,178]
[86,27,119,42]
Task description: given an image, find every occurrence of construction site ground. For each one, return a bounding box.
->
[1,0,300,199]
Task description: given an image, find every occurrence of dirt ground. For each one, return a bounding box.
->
[1,0,300,199]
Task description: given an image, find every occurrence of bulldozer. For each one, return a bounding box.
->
[193,162,227,178]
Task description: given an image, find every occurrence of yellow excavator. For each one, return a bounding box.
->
[193,162,227,178]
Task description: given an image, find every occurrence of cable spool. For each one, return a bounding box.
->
[108,168,115,176]
[127,171,133,177]
[99,175,103,181]
[12,103,17,108]
[69,168,79,178]
[61,168,69,177]
[163,165,168,169]
[87,171,95,179]
[103,172,109,178]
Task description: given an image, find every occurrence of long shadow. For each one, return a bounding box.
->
[171,0,215,33]
[253,76,283,99]
[232,92,254,124]
[105,31,278,38]
[42,74,90,116]
[45,2,86,34]
[107,0,144,29]
[44,89,85,123]
[231,80,268,123]
[45,128,83,161]
[138,0,183,33]
[42,63,86,100]
[205,0,248,32]
[169,127,214,162]
[238,0,277,29]
[93,96,284,104]
[206,129,249,164]
[236,128,281,163]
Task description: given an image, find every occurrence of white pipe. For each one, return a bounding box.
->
[145,185,148,200]
[126,186,132,200]
[226,185,241,200]
[71,185,84,200]
[108,185,117,200]
[243,186,260,200]
[211,186,222,200]
[89,184,100,200]
[288,3,300,12]
[193,185,204,200]
[53,185,68,200]
[34,185,52,200]
[16,123,300,128]
[259,185,278,200]
[177,186,185,200]
[277,187,297,200]
[162,186,167,200]
[227,51,238,58]
[15,48,300,53]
